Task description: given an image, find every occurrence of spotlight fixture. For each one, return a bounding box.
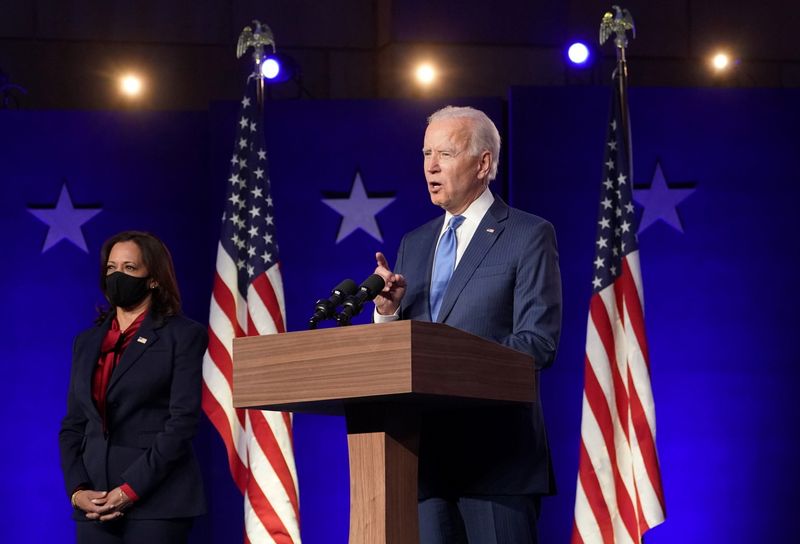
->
[0,68,27,109]
[567,42,591,66]
[711,52,731,72]
[119,74,143,97]
[261,57,281,80]
[259,54,294,83]
[415,62,437,87]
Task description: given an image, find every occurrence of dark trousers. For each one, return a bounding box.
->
[419,495,541,544]
[75,518,193,544]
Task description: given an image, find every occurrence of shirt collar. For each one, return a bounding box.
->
[443,187,495,227]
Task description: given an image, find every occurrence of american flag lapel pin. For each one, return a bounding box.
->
[137,336,148,344]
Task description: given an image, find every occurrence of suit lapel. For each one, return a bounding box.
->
[436,196,509,323]
[79,317,112,421]
[107,312,163,393]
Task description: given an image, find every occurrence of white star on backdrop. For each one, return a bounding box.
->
[28,182,102,253]
[322,172,395,243]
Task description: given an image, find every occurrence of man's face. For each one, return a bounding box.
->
[423,117,488,215]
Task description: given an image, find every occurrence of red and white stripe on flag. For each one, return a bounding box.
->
[202,78,301,544]
[572,69,665,543]
[572,252,665,543]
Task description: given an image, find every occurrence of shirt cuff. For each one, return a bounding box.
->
[373,306,400,323]
[120,483,139,502]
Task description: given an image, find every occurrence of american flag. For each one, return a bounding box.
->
[571,77,666,543]
[202,76,301,544]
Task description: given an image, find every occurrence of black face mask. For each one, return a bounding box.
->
[105,271,151,309]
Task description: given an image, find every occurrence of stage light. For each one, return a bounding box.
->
[261,57,281,80]
[415,63,437,87]
[567,42,590,65]
[119,74,143,97]
[711,52,731,72]
[258,54,295,83]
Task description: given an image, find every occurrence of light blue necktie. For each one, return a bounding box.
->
[429,215,466,321]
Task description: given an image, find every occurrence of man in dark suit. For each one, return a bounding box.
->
[374,106,562,543]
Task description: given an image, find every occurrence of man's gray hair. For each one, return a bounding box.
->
[428,105,501,181]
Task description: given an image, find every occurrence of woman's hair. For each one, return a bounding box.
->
[97,230,181,321]
[428,105,502,181]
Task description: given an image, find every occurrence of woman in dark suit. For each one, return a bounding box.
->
[59,231,208,543]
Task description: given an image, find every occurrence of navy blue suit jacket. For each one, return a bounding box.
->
[59,312,208,520]
[394,195,562,497]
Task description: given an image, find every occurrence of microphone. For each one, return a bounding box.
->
[308,278,358,329]
[336,274,386,326]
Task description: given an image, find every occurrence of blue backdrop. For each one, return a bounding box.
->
[1,88,797,543]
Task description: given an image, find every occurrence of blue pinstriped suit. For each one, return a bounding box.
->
[393,194,562,500]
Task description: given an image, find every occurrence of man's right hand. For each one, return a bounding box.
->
[373,252,406,316]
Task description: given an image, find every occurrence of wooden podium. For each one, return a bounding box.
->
[232,320,535,544]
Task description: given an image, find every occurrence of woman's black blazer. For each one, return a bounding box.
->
[59,312,208,520]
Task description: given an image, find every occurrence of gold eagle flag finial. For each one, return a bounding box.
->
[599,5,635,50]
[236,20,276,63]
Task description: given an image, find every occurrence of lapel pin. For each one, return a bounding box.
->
[137,337,148,344]
[486,228,495,233]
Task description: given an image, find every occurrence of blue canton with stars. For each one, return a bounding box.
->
[221,78,279,296]
[592,84,639,293]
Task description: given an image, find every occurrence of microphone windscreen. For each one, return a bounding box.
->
[360,274,386,298]
[334,278,358,296]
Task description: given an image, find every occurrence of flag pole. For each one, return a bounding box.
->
[236,19,277,111]
[600,5,636,175]
[204,17,301,544]
[572,7,665,543]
